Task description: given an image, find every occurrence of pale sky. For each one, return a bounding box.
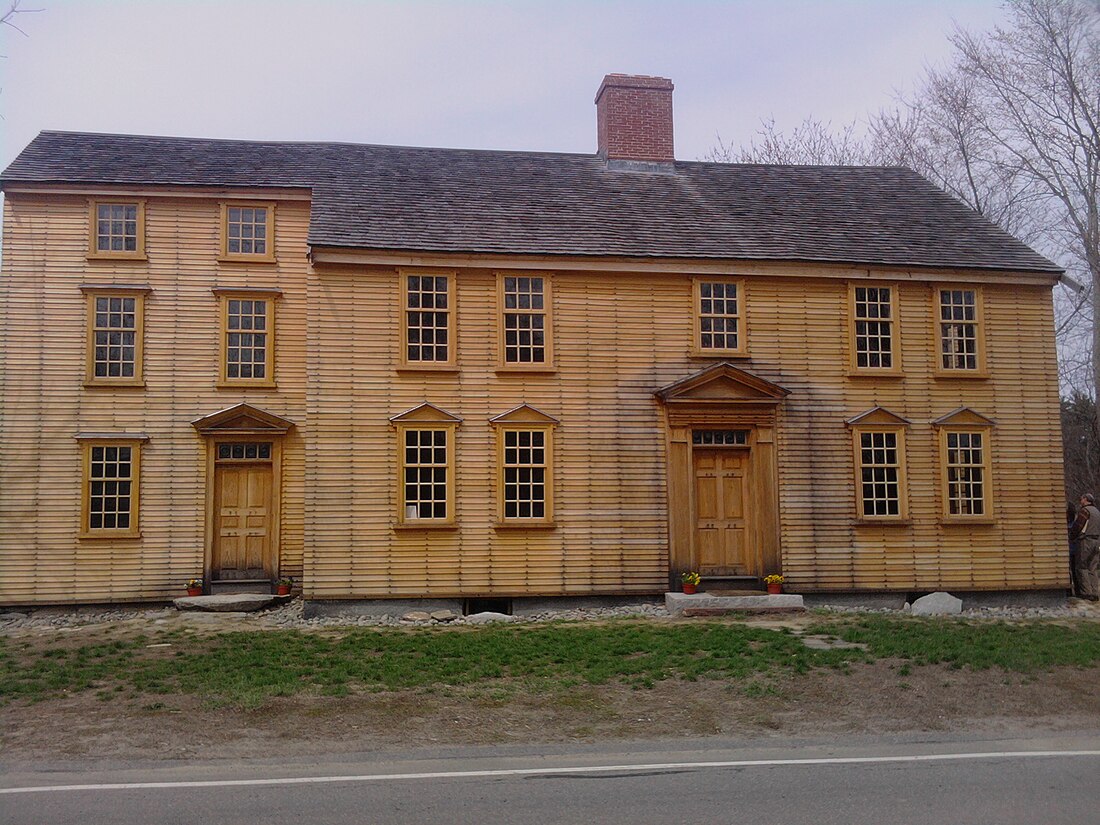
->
[0,0,1008,171]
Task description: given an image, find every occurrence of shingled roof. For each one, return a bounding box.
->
[1,130,1061,274]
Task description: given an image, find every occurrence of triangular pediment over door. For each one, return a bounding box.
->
[191,403,296,435]
[657,362,790,405]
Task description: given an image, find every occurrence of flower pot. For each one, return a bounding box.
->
[767,583,782,595]
[682,583,697,595]
[186,587,202,597]
[276,585,291,596]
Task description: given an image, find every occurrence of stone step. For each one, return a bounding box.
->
[665,592,805,616]
[174,593,278,612]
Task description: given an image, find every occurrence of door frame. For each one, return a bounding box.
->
[191,404,294,588]
[656,363,789,589]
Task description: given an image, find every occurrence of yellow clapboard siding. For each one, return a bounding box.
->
[1,192,1067,605]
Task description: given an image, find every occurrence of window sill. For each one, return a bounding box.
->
[79,531,142,540]
[495,366,558,375]
[846,370,904,379]
[87,252,147,262]
[934,370,989,380]
[83,380,146,389]
[494,521,556,530]
[218,255,277,265]
[394,522,458,531]
[397,365,460,374]
[688,351,750,360]
[216,380,278,390]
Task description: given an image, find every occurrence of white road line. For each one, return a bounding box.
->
[3,750,1099,795]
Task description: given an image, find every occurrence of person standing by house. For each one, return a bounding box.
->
[1067,501,1081,596]
[1068,494,1100,601]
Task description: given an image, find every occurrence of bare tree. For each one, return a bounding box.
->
[706,117,874,165]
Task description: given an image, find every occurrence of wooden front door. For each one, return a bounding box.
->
[693,448,752,576]
[212,450,274,580]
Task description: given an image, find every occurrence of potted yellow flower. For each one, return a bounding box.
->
[764,574,784,595]
[681,570,701,595]
[185,578,203,597]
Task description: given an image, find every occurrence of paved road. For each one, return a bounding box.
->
[3,734,1099,824]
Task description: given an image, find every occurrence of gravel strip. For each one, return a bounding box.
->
[1,597,1096,632]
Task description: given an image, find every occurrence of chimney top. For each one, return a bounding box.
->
[595,74,675,168]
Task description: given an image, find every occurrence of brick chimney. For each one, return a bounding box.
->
[595,74,675,165]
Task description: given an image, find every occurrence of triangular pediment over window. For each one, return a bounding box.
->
[191,403,296,435]
[489,403,560,425]
[932,407,996,428]
[845,406,911,427]
[656,362,790,404]
[389,402,463,423]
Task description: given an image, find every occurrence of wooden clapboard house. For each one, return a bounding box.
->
[0,74,1067,609]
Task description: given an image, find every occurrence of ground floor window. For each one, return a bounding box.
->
[79,439,143,538]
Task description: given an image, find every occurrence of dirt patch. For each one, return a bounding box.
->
[4,656,1099,763]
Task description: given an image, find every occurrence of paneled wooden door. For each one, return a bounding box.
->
[212,459,274,580]
[693,448,753,576]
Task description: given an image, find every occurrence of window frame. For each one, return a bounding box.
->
[691,277,748,358]
[219,201,277,263]
[398,268,458,371]
[81,286,150,387]
[214,288,279,388]
[933,284,987,377]
[78,437,144,539]
[847,282,902,375]
[937,426,995,523]
[496,271,555,372]
[851,426,910,523]
[87,199,147,260]
[494,423,555,528]
[395,421,458,529]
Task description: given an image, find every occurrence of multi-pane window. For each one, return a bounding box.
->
[502,429,549,520]
[402,429,450,521]
[93,202,141,254]
[501,275,549,365]
[219,295,274,384]
[938,288,981,371]
[403,273,453,365]
[852,286,895,369]
[217,442,272,460]
[856,430,905,518]
[695,280,744,353]
[221,203,274,259]
[85,292,144,384]
[945,431,987,516]
[81,441,141,537]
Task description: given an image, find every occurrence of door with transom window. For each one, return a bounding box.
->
[692,432,754,577]
[212,442,274,580]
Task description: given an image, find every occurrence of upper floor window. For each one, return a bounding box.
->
[220,202,275,261]
[498,273,553,368]
[850,284,897,372]
[937,287,984,374]
[401,270,456,369]
[83,288,147,386]
[693,278,746,355]
[78,437,144,538]
[215,289,278,387]
[88,200,145,259]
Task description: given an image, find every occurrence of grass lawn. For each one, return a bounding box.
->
[3,615,1100,710]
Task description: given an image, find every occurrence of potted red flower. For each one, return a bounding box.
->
[276,576,293,596]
